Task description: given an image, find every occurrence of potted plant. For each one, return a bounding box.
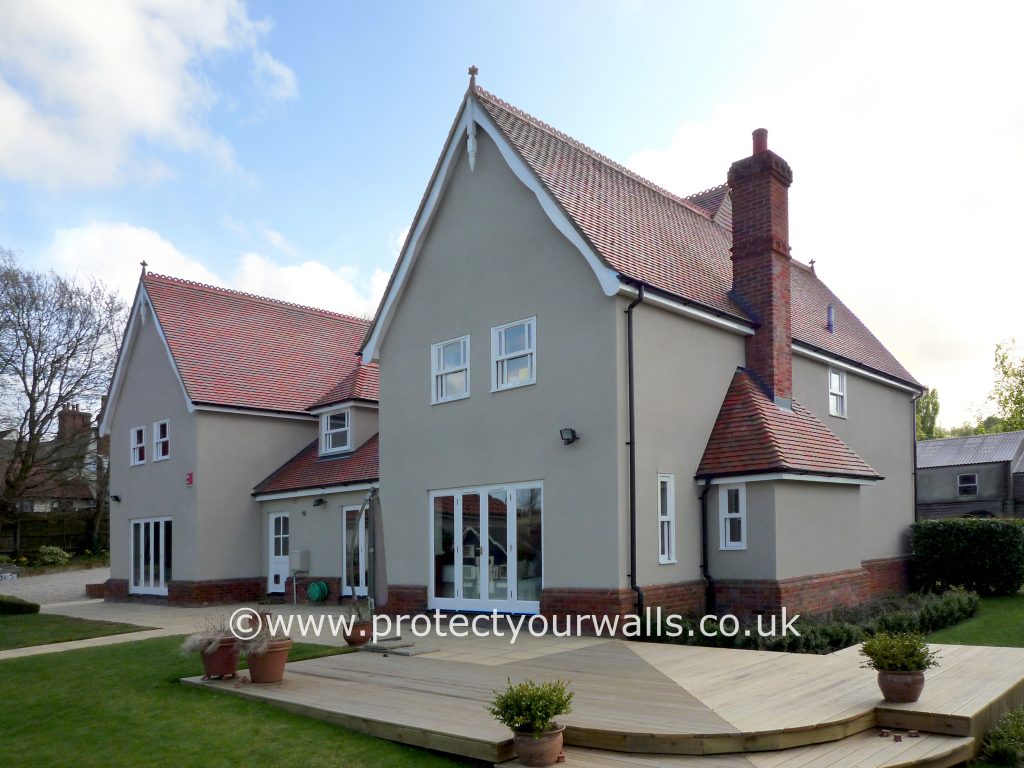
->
[487,678,574,766]
[181,618,239,680]
[859,631,939,703]
[239,612,293,683]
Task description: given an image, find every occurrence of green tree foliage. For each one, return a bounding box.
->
[915,388,941,439]
[992,340,1024,432]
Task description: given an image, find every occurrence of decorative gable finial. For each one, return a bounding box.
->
[140,260,148,276]
[468,65,478,89]
[809,259,816,273]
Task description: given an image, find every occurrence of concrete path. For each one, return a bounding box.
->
[0,566,109,605]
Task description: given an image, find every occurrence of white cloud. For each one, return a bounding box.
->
[38,222,387,319]
[625,5,1024,427]
[260,226,298,260]
[0,0,296,187]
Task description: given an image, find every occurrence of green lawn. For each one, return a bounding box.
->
[0,633,471,767]
[0,613,147,650]
[927,593,1024,647]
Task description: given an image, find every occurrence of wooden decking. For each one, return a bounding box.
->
[182,637,1024,767]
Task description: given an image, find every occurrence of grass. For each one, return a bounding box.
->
[0,613,147,650]
[0,634,471,767]
[927,593,1024,647]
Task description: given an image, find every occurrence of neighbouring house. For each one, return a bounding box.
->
[917,431,1024,519]
[360,75,923,619]
[99,271,378,603]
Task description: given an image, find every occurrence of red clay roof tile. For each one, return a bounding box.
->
[253,434,379,495]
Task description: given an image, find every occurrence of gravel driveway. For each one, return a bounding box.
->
[0,567,109,605]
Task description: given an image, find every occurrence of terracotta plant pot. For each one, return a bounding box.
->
[246,638,293,683]
[200,637,240,680]
[343,621,373,647]
[513,726,565,767]
[877,670,926,703]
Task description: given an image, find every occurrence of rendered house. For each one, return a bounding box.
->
[99,272,378,603]
[917,431,1024,519]
[361,77,923,618]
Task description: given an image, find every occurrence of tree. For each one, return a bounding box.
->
[916,388,941,440]
[0,248,126,553]
[991,340,1024,432]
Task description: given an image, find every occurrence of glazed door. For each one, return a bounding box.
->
[342,505,368,597]
[267,512,289,593]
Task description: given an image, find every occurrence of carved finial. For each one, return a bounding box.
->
[468,65,478,88]
[809,259,816,273]
[140,260,148,276]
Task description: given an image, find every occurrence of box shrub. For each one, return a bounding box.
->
[912,518,1024,596]
[34,546,72,566]
[982,705,1024,766]
[0,595,41,614]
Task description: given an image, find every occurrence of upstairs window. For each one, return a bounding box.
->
[829,368,847,418]
[153,419,170,461]
[320,409,351,455]
[957,473,979,496]
[130,426,146,466]
[431,335,470,404]
[658,474,675,564]
[719,484,747,550]
[492,317,536,391]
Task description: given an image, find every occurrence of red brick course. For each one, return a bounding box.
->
[167,578,265,605]
[382,584,428,615]
[85,582,107,599]
[540,580,706,620]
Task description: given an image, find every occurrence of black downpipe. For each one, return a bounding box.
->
[911,393,921,523]
[626,284,645,615]
[700,479,715,614]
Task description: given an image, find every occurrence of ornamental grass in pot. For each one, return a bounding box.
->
[181,618,239,680]
[487,678,574,767]
[859,631,939,703]
[239,612,293,683]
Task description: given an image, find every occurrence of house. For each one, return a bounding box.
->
[361,73,922,619]
[917,431,1024,519]
[99,271,378,603]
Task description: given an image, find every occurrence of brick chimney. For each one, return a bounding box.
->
[57,404,91,442]
[727,128,794,408]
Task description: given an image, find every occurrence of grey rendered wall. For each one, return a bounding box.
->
[349,404,378,450]
[378,131,622,591]
[194,412,315,581]
[792,355,916,560]
[772,481,864,578]
[625,299,747,587]
[706,481,777,580]
[108,311,198,581]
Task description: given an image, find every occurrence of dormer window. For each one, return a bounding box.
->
[320,409,351,455]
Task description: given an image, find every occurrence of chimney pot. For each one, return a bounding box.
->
[752,128,768,155]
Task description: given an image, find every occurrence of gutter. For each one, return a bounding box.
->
[625,282,645,615]
[700,479,715,614]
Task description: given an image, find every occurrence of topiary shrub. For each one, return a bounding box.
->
[912,518,1024,596]
[859,632,939,672]
[487,678,574,736]
[982,705,1024,766]
[34,546,72,566]
[0,595,41,614]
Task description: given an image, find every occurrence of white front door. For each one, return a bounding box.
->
[268,512,289,593]
[342,505,368,597]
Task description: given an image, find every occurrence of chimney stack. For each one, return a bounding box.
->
[57,404,91,442]
[727,128,794,408]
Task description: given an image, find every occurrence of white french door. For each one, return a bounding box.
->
[130,517,172,595]
[342,505,368,597]
[429,481,542,613]
[267,512,289,593]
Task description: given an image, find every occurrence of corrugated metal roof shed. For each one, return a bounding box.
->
[917,431,1024,469]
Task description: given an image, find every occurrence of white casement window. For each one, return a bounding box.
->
[829,368,847,417]
[320,409,351,455]
[658,474,675,564]
[491,317,536,391]
[130,426,146,466]
[153,419,170,461]
[719,484,747,550]
[957,473,979,497]
[431,335,470,404]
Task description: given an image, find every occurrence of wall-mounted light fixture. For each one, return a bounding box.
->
[312,498,326,507]
[559,428,579,446]
[110,495,121,503]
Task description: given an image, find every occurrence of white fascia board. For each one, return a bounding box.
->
[617,284,754,336]
[701,472,879,486]
[193,404,315,422]
[308,400,379,416]
[361,93,619,363]
[253,482,376,502]
[99,285,194,436]
[792,343,920,395]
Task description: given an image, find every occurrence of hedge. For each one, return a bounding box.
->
[0,595,41,615]
[912,518,1024,596]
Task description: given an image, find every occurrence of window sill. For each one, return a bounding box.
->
[720,545,747,551]
[658,559,677,565]
[431,393,470,405]
[492,380,536,393]
[829,412,848,419]
[153,456,170,462]
[319,447,352,458]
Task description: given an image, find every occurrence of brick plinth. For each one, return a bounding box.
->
[540,581,706,621]
[167,578,265,605]
[104,578,129,600]
[863,556,911,596]
[85,582,107,599]
[381,584,428,615]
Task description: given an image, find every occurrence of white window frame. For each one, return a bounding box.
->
[658,473,676,564]
[829,368,847,418]
[129,516,172,596]
[130,425,146,466]
[957,473,979,497]
[719,484,747,550]
[491,316,537,392]
[320,408,351,455]
[153,419,170,461]
[431,334,470,404]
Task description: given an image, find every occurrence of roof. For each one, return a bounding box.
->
[472,86,918,388]
[253,434,379,495]
[917,431,1024,469]
[309,364,380,410]
[696,369,881,480]
[142,273,378,414]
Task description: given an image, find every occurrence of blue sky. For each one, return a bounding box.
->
[0,1,1021,426]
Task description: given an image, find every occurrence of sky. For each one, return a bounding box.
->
[0,1,1021,428]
